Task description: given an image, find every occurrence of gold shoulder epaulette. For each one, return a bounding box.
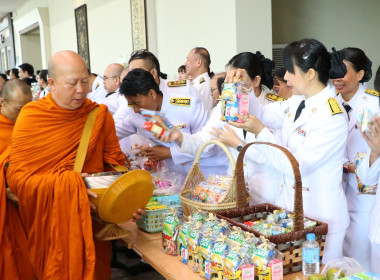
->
[167,80,187,87]
[265,93,287,102]
[170,97,191,107]
[199,77,205,84]
[365,89,379,97]
[327,98,343,115]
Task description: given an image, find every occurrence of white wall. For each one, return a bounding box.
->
[20,33,42,70]
[13,0,134,75]
[272,0,380,88]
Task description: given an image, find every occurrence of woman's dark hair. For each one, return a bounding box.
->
[216,76,225,95]
[374,65,380,92]
[39,69,48,84]
[120,68,162,97]
[274,67,286,82]
[129,49,167,80]
[341,47,372,83]
[178,65,186,73]
[18,63,34,76]
[227,51,275,89]
[10,68,19,78]
[0,73,8,81]
[283,38,331,85]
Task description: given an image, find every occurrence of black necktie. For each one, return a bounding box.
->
[105,92,115,98]
[294,100,305,122]
[343,103,351,120]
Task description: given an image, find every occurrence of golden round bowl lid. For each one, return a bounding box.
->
[98,169,153,223]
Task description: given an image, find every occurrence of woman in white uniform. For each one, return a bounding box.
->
[330,47,375,268]
[227,39,349,263]
[357,115,380,273]
[159,52,284,205]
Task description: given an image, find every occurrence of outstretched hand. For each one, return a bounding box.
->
[227,113,265,136]
[210,124,242,148]
[362,115,380,165]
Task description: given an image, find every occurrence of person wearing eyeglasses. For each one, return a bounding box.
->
[210,72,225,107]
[99,63,125,114]
[0,79,33,279]
[273,67,292,100]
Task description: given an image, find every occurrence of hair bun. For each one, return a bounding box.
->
[256,51,275,89]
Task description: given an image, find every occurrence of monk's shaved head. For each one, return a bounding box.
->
[48,50,90,110]
[0,79,33,122]
[48,50,87,79]
[2,79,32,101]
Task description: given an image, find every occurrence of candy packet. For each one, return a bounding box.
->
[188,221,203,272]
[177,216,194,264]
[211,219,230,240]
[357,108,380,133]
[199,228,214,279]
[141,109,173,135]
[210,233,229,280]
[162,209,180,255]
[252,237,276,270]
[226,226,245,248]
[220,81,250,123]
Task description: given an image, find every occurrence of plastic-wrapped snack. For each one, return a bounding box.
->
[223,244,255,280]
[177,217,193,264]
[191,211,207,225]
[211,219,230,240]
[188,222,203,272]
[210,234,229,280]
[252,237,275,270]
[236,90,249,123]
[162,210,180,255]
[357,108,379,133]
[200,213,218,235]
[226,226,244,248]
[274,209,287,219]
[199,228,214,279]
[266,213,279,224]
[141,110,173,131]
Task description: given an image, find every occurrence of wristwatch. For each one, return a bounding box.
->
[236,141,246,152]
[343,161,351,174]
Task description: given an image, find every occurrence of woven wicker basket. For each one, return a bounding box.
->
[180,140,251,217]
[215,142,328,275]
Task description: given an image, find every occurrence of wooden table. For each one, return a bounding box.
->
[125,226,309,280]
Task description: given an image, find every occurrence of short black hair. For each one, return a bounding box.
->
[18,63,34,76]
[39,69,48,83]
[129,49,167,79]
[228,52,275,89]
[0,73,8,82]
[178,65,186,73]
[10,68,19,78]
[274,67,287,82]
[120,68,162,97]
[216,76,224,95]
[283,38,331,85]
[341,47,372,83]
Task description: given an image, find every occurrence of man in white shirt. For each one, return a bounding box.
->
[100,63,125,114]
[184,47,214,112]
[87,70,107,103]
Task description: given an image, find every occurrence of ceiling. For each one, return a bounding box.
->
[0,0,27,21]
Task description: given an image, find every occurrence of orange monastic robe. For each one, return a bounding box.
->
[0,112,34,279]
[7,94,125,280]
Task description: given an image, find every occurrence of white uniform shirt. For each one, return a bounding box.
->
[87,75,108,103]
[337,84,378,212]
[115,83,224,184]
[178,86,284,205]
[192,72,213,113]
[100,88,125,115]
[251,85,349,234]
[358,153,380,244]
[39,87,51,99]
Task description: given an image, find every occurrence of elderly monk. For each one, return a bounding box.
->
[7,51,140,280]
[0,79,34,279]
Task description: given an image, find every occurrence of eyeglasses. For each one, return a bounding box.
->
[102,76,118,81]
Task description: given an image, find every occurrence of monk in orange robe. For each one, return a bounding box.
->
[7,51,143,280]
[0,79,34,279]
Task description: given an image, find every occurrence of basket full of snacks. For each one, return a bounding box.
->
[216,142,328,275]
[180,140,251,217]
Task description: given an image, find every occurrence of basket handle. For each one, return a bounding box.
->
[193,140,236,170]
[235,142,304,231]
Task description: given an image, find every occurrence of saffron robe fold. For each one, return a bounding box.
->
[7,94,125,280]
[0,112,34,279]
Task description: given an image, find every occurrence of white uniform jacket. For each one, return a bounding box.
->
[100,89,125,115]
[250,85,349,233]
[179,86,284,205]
[357,153,380,244]
[337,84,378,212]
[87,75,108,103]
[115,83,228,183]
[192,72,213,113]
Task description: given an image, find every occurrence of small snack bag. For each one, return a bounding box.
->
[141,109,173,136]
[199,228,214,279]
[162,210,180,255]
[188,222,203,272]
[252,237,275,270]
[210,234,229,280]
[177,217,193,263]
[226,226,245,248]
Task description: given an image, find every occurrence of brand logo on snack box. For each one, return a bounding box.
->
[213,243,225,254]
